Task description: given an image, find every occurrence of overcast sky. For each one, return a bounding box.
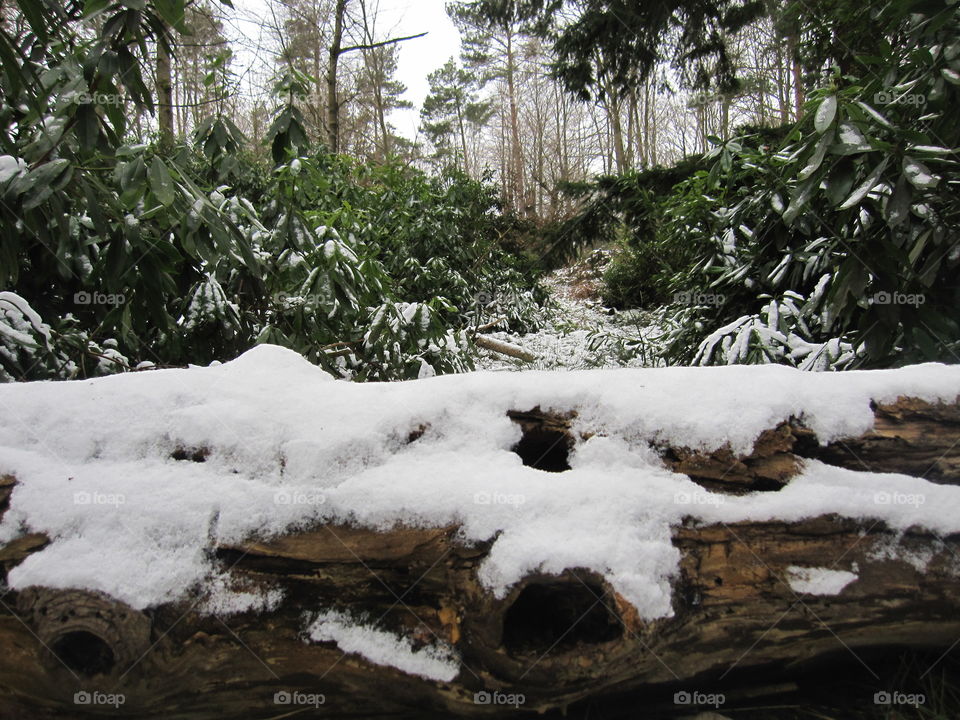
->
[377,0,462,139]
[229,0,462,141]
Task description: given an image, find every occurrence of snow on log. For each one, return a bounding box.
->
[0,345,959,717]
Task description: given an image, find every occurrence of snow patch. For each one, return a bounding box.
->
[201,574,285,616]
[0,155,26,183]
[786,566,858,596]
[306,610,459,682]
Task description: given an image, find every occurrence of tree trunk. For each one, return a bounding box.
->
[456,104,470,176]
[327,0,348,154]
[505,30,525,217]
[1,397,958,718]
[788,32,805,121]
[156,29,174,146]
[645,79,657,166]
[604,79,627,173]
[312,22,325,141]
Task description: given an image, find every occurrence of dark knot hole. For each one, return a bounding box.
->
[502,582,621,654]
[51,630,116,676]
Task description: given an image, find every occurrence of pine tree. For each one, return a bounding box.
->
[353,44,413,161]
[460,0,767,99]
[420,58,491,174]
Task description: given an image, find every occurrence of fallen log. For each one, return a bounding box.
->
[0,351,958,718]
[0,514,957,718]
[1,397,959,718]
[661,396,960,492]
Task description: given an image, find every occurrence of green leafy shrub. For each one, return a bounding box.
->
[0,2,544,383]
[591,0,960,369]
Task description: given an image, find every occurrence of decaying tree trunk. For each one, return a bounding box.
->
[0,396,958,718]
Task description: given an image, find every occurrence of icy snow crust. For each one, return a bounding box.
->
[1,345,959,621]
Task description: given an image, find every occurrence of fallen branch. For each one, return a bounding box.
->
[473,334,538,362]
[472,317,508,334]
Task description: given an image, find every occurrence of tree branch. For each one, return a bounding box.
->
[338,31,428,55]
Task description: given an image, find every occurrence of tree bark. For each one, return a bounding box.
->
[156,27,174,146]
[456,104,470,176]
[788,32,805,121]
[603,78,626,173]
[327,0,348,154]
[505,29,525,216]
[1,397,958,718]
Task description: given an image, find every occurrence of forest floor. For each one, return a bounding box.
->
[475,250,666,371]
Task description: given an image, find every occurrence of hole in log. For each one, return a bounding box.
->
[171,446,209,462]
[51,630,115,676]
[508,410,573,472]
[502,581,620,654]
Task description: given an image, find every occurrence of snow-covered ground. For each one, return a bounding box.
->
[475,263,665,371]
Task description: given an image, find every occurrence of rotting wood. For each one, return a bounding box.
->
[660,396,960,492]
[1,516,956,718]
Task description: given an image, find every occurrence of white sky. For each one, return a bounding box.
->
[376,0,462,139]
[228,0,462,141]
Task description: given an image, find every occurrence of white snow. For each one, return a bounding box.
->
[837,123,869,149]
[475,291,663,371]
[306,610,459,681]
[786,566,858,596]
[201,574,285,615]
[0,344,958,626]
[0,155,25,183]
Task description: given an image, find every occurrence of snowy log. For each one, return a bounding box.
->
[1,508,959,718]
[0,347,959,718]
[662,395,960,490]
